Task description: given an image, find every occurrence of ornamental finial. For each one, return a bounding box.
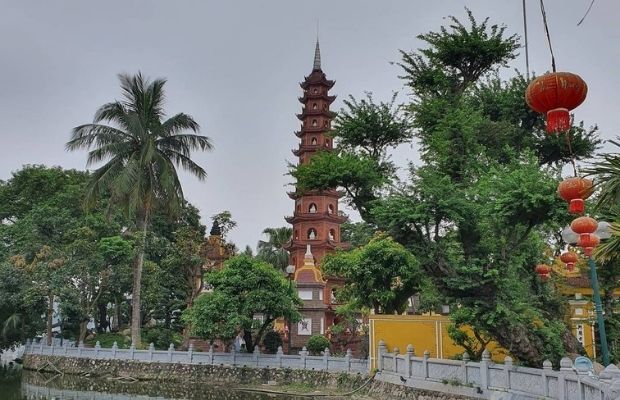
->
[313,39,321,71]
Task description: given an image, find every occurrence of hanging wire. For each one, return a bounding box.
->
[539,0,557,72]
[577,0,596,26]
[522,0,530,79]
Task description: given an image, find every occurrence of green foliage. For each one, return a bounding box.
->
[256,227,292,271]
[85,333,131,349]
[143,326,182,350]
[307,335,330,355]
[340,221,376,248]
[263,330,283,354]
[322,233,424,314]
[183,255,302,351]
[211,211,237,240]
[0,364,21,382]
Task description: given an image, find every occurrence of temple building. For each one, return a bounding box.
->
[199,222,231,292]
[283,40,348,350]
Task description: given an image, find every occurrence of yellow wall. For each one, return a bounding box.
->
[369,314,507,369]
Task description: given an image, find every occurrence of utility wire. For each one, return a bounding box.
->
[539,0,557,72]
[523,0,530,80]
[577,0,596,26]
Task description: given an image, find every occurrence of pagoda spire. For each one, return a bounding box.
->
[313,39,321,71]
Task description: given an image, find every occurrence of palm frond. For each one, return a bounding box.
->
[160,113,200,137]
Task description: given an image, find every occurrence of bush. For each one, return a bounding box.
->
[85,333,130,349]
[142,327,182,350]
[263,330,283,354]
[307,335,330,355]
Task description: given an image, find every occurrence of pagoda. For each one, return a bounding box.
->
[284,40,347,350]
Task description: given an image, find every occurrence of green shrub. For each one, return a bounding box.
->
[263,330,283,354]
[0,364,22,382]
[85,333,130,349]
[307,335,330,355]
[142,327,182,350]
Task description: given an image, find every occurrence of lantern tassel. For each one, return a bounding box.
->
[546,108,570,133]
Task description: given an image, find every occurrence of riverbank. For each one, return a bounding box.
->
[24,354,477,399]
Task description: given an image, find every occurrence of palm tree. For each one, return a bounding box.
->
[256,227,292,271]
[67,72,212,346]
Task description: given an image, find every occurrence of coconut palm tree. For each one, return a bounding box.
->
[256,227,292,271]
[66,72,212,346]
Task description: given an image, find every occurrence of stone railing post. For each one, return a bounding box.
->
[62,341,68,356]
[94,341,101,359]
[129,342,135,360]
[231,345,236,366]
[542,359,552,397]
[405,344,414,378]
[111,342,118,358]
[208,345,213,364]
[393,347,400,374]
[187,344,194,364]
[300,347,308,370]
[50,340,55,355]
[168,343,174,363]
[39,340,44,353]
[377,340,387,371]
[423,350,430,379]
[558,356,574,400]
[148,343,155,361]
[78,341,84,357]
[479,349,491,390]
[461,352,470,384]
[345,349,352,372]
[277,346,284,368]
[503,356,513,389]
[253,345,260,366]
[323,347,330,370]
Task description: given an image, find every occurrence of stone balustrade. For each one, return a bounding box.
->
[375,340,620,399]
[23,339,368,374]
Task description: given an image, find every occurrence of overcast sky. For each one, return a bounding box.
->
[1,1,618,250]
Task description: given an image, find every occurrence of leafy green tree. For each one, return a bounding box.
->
[323,233,424,314]
[67,72,212,346]
[183,255,301,352]
[256,227,292,271]
[307,335,330,355]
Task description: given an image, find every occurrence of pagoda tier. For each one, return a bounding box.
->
[296,109,337,121]
[292,143,332,157]
[298,93,337,104]
[285,211,347,224]
[300,73,335,90]
[294,128,335,138]
[287,188,343,200]
[283,238,343,252]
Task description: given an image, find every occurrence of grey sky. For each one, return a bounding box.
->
[1,1,618,250]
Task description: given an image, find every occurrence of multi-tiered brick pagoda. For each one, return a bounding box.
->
[284,40,347,350]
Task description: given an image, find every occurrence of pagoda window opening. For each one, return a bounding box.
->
[313,88,318,94]
[328,204,334,214]
[329,229,336,241]
[311,137,318,145]
[309,203,317,213]
[308,228,317,240]
[312,103,318,110]
[325,139,330,147]
[295,230,299,240]
[323,120,328,127]
[312,119,318,127]
[296,204,301,213]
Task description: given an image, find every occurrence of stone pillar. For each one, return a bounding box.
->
[345,348,352,372]
[208,345,213,365]
[277,346,284,368]
[148,343,154,361]
[300,347,308,370]
[112,341,118,358]
[78,341,84,357]
[129,342,135,360]
[405,345,414,378]
[50,340,55,355]
[253,345,260,366]
[323,347,330,370]
[462,352,470,384]
[231,345,236,366]
[503,356,513,389]
[558,356,574,400]
[377,340,387,371]
[187,344,194,364]
[542,359,552,397]
[393,347,400,374]
[479,349,491,390]
[94,341,101,359]
[423,350,430,379]
[168,343,174,363]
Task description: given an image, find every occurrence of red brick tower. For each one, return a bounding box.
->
[284,40,347,350]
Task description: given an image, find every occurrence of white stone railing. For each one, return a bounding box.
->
[23,339,369,374]
[376,340,620,400]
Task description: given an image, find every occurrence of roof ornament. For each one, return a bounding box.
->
[313,39,321,71]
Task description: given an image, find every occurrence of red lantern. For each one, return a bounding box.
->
[557,177,593,214]
[525,72,588,134]
[578,234,600,256]
[571,216,598,242]
[560,251,579,271]
[535,264,552,281]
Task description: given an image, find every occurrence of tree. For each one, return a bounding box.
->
[292,12,599,366]
[256,227,292,271]
[322,233,424,314]
[67,72,212,346]
[210,211,237,240]
[183,255,302,352]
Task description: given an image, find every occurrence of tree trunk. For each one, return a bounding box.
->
[78,320,88,343]
[131,210,150,348]
[98,302,107,333]
[111,298,121,332]
[46,293,54,346]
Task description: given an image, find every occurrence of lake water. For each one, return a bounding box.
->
[1,371,325,399]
